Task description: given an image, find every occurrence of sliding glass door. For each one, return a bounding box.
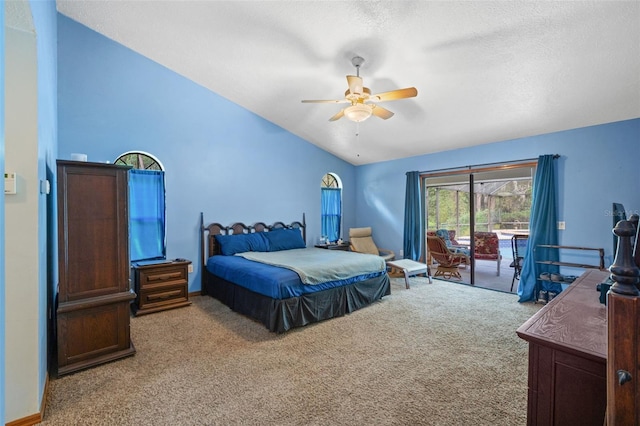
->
[424,163,536,291]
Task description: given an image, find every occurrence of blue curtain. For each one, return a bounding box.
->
[518,155,559,302]
[403,171,424,261]
[321,188,341,242]
[129,169,166,262]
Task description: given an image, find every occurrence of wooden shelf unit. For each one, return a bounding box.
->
[535,245,605,286]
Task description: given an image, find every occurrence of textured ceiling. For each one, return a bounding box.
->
[6,0,34,32]
[56,1,640,165]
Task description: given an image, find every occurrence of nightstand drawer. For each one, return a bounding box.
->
[139,267,187,289]
[139,285,188,309]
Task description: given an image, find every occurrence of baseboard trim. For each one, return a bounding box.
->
[5,412,40,426]
[189,291,203,299]
[41,373,49,419]
[6,374,48,426]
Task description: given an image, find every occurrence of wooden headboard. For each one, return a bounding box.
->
[199,212,306,286]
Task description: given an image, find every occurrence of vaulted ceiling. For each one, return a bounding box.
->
[56,1,640,165]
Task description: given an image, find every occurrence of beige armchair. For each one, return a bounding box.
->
[349,227,395,262]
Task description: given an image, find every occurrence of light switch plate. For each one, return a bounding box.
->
[4,172,16,194]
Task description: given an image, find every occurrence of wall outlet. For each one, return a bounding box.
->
[558,221,566,230]
[188,264,194,273]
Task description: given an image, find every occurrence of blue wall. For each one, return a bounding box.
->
[355,119,640,268]
[31,0,58,403]
[57,15,356,292]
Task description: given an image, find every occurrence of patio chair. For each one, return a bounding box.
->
[436,229,470,256]
[474,232,502,276]
[426,235,470,279]
[349,227,395,262]
[509,234,528,292]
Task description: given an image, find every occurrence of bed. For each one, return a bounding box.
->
[200,213,391,333]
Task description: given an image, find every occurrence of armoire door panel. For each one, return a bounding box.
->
[58,164,130,301]
[57,302,131,364]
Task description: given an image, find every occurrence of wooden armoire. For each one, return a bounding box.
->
[56,160,135,376]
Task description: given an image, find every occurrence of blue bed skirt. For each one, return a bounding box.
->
[202,266,390,333]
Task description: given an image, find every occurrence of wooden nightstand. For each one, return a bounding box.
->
[314,242,350,251]
[132,260,192,316]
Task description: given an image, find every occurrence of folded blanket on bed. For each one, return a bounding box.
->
[236,248,386,285]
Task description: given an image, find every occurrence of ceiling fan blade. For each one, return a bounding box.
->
[346,75,364,95]
[302,99,348,104]
[371,104,394,120]
[371,87,418,102]
[329,109,345,122]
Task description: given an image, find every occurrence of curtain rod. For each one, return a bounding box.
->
[417,154,559,175]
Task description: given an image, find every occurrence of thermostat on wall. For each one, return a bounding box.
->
[5,172,16,194]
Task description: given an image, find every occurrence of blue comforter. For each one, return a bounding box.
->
[236,248,385,284]
[206,248,386,299]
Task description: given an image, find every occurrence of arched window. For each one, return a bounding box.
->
[115,151,164,170]
[321,173,342,243]
[115,151,166,262]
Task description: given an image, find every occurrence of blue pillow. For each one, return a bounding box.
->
[265,228,306,251]
[215,232,270,256]
[435,229,451,245]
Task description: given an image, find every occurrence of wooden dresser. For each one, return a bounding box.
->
[132,260,192,315]
[56,160,136,376]
[517,269,609,426]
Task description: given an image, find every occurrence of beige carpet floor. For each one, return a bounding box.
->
[40,278,540,426]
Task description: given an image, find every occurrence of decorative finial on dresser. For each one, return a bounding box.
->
[609,219,640,296]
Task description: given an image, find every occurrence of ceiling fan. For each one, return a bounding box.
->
[302,56,418,123]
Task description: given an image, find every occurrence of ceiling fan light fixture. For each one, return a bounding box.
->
[344,103,372,122]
